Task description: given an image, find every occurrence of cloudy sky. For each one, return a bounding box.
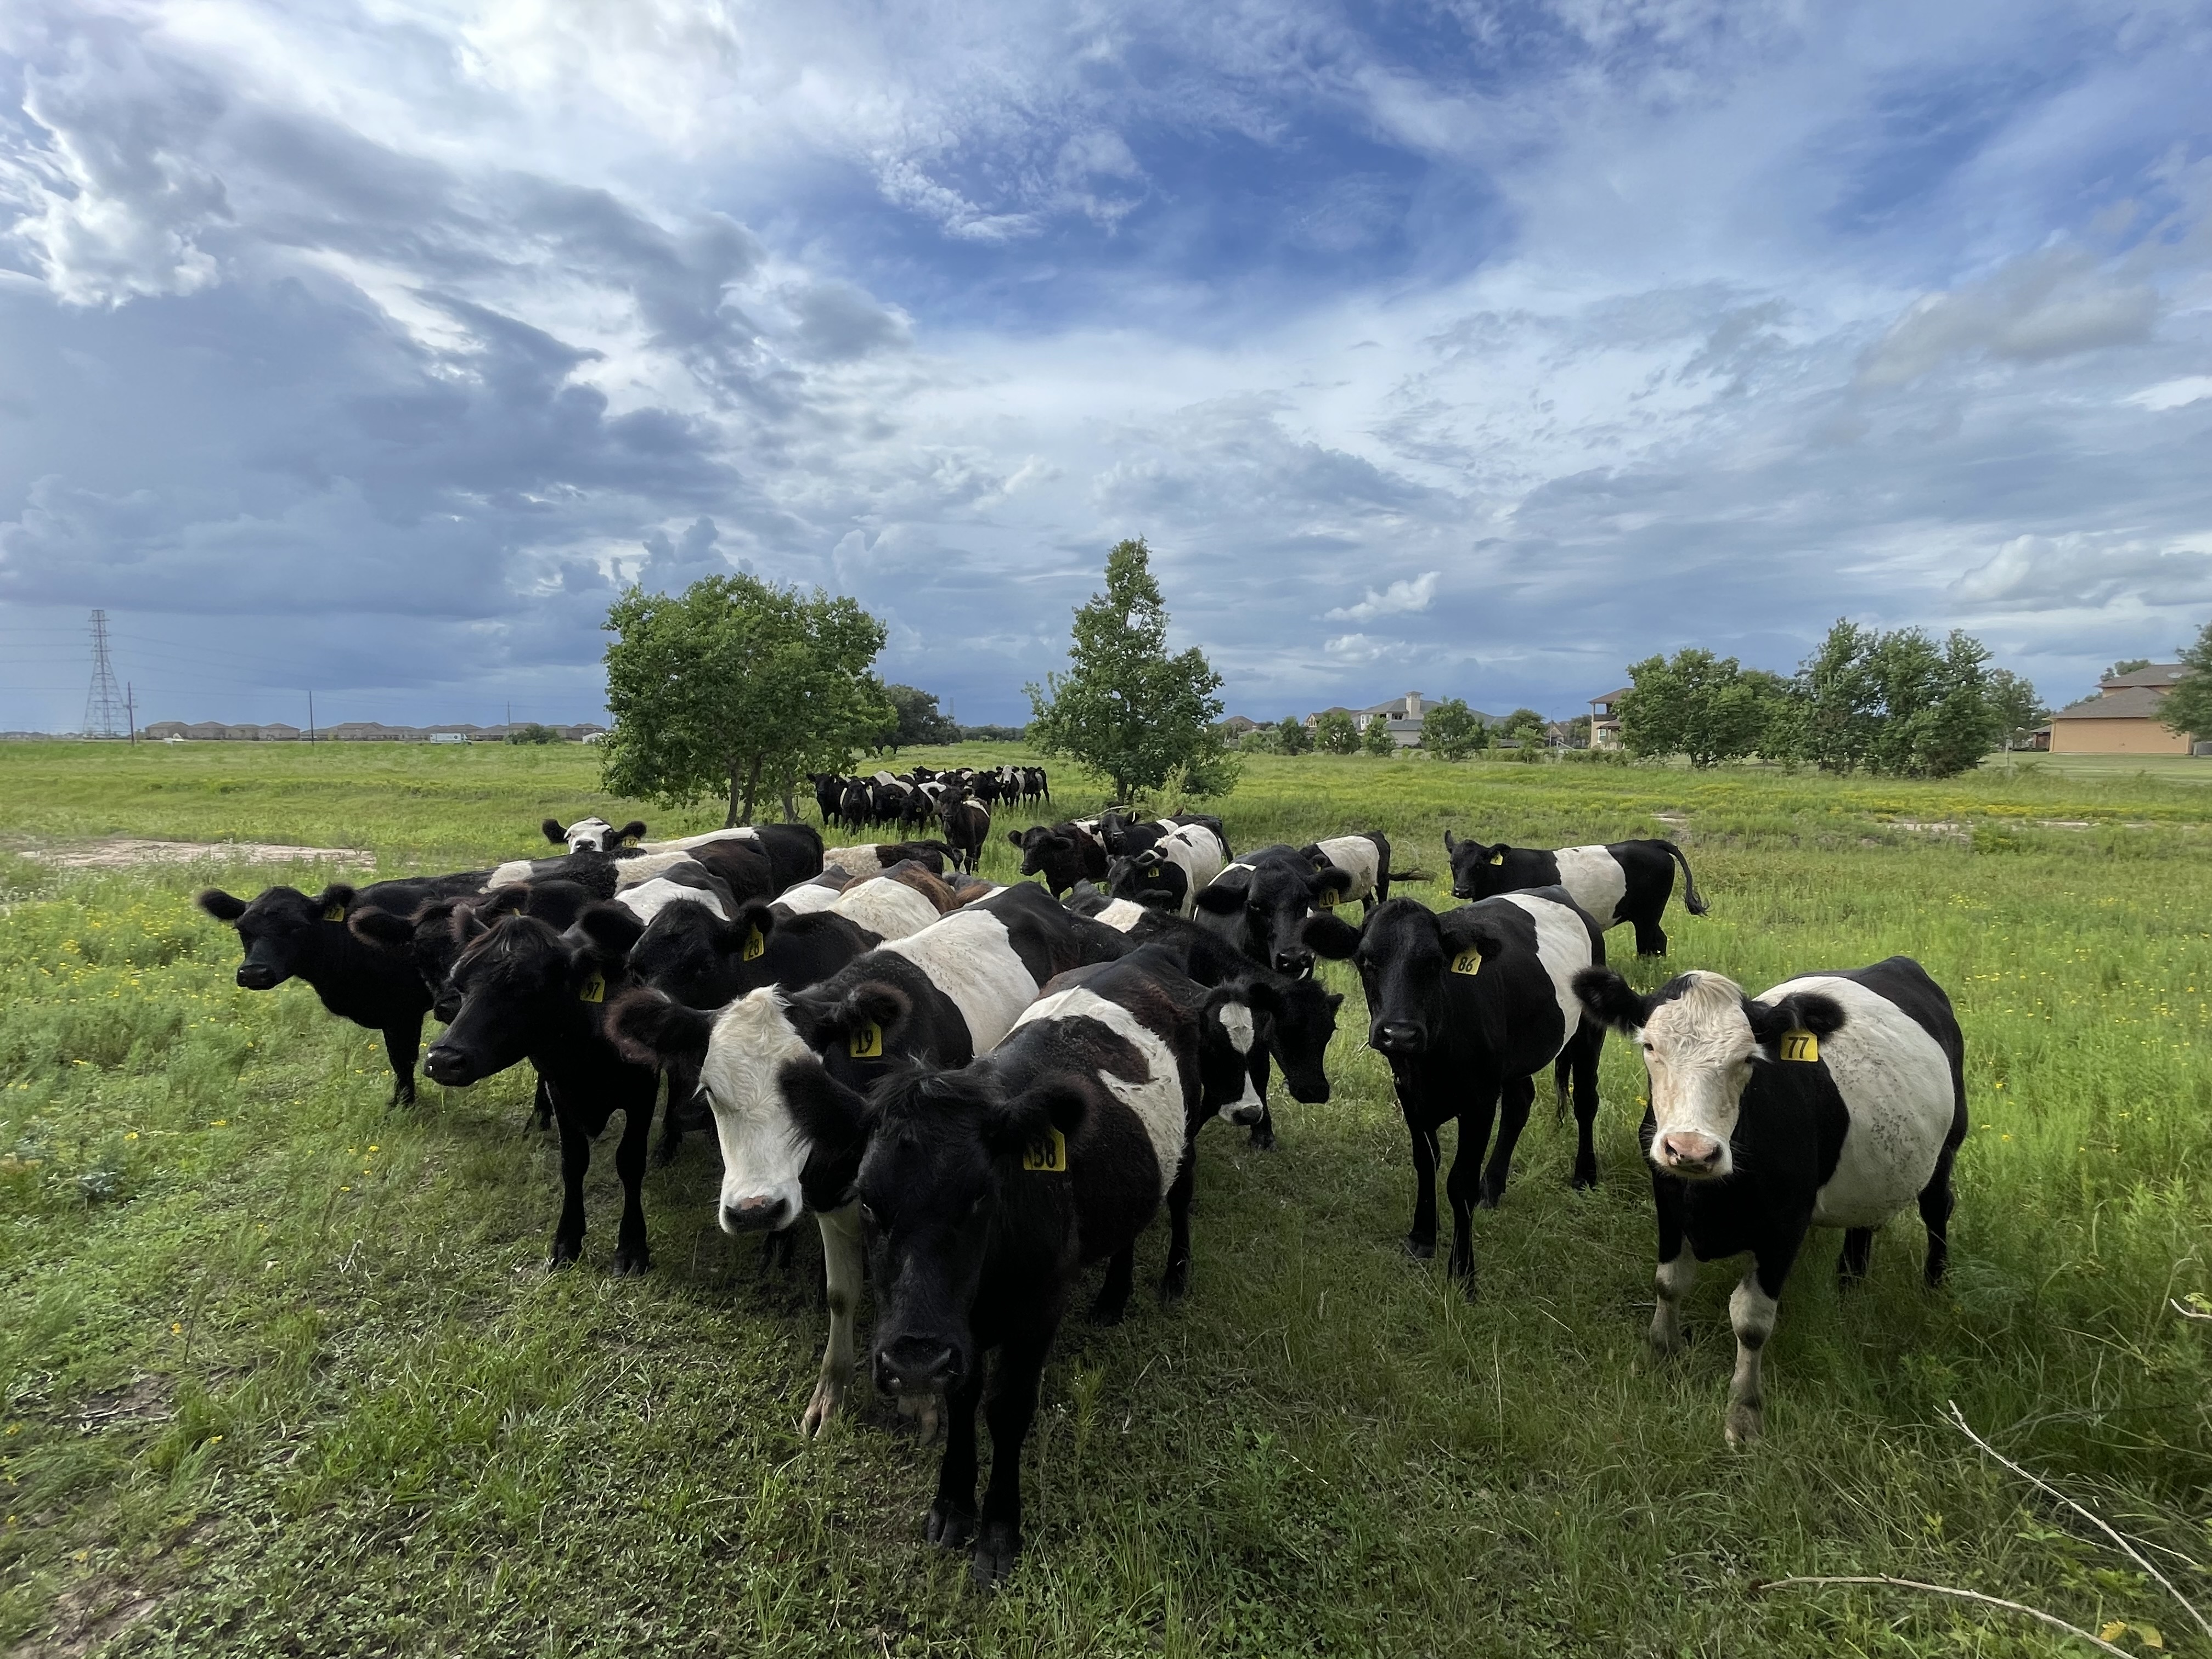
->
[3,0,2209,731]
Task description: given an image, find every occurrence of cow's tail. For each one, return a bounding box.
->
[1657,839,1709,916]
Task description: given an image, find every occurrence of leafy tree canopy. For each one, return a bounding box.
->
[881,684,957,751]
[1617,650,1782,768]
[600,574,890,825]
[1420,698,1484,760]
[1274,714,1312,755]
[1313,709,1361,754]
[2161,620,2212,743]
[1362,712,1396,755]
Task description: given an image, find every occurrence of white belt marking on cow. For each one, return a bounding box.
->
[1498,891,1593,1053]
[773,882,844,915]
[883,907,1041,1053]
[1094,899,1149,932]
[830,878,940,941]
[1550,845,1629,926]
[1312,834,1380,902]
[619,877,729,926]
[1013,986,1186,1200]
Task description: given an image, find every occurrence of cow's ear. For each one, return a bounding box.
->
[617,821,648,845]
[986,1074,1090,1160]
[197,888,247,923]
[1006,828,1024,847]
[1573,968,1651,1035]
[314,883,358,918]
[453,904,493,943]
[1229,977,1285,1022]
[476,885,529,921]
[1194,881,1245,916]
[606,988,711,1068]
[1316,866,1355,898]
[575,901,645,958]
[720,900,776,956]
[1748,991,1846,1058]
[1442,829,1458,853]
[837,980,910,1038]
[348,907,415,947]
[1302,910,1364,960]
[543,817,568,845]
[781,1056,871,1152]
[1438,911,1508,970]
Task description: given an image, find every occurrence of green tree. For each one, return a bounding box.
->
[1791,619,2008,778]
[1275,715,1313,755]
[2104,657,2153,681]
[1796,619,1883,774]
[1237,723,1279,754]
[1361,713,1396,756]
[1616,650,1772,768]
[1026,538,1239,802]
[504,723,563,746]
[601,574,890,825]
[1421,697,1483,760]
[1986,669,2047,750]
[1500,707,1550,748]
[2159,620,2212,743]
[1313,709,1360,754]
[882,683,957,751]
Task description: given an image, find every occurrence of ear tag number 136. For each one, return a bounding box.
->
[1022,1128,1068,1172]
[1780,1029,1819,1063]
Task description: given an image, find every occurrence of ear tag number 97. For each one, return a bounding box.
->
[742,927,765,962]
[1449,949,1482,975]
[1780,1029,1819,1063]
[849,1021,883,1059]
[1022,1128,1068,1172]
[578,972,606,1004]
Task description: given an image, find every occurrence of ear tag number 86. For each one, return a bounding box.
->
[1449,949,1482,975]
[1780,1029,1819,1063]
[1022,1128,1068,1172]
[742,926,765,962]
[848,1021,883,1059]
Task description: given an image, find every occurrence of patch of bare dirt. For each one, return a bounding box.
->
[26,839,374,871]
[74,1377,172,1433]
[8,1582,162,1659]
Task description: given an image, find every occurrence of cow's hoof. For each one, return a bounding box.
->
[970,1522,1020,1589]
[801,1378,842,1438]
[926,1502,977,1550]
[1725,1401,1763,1447]
[545,1242,582,1271]
[1159,1264,1190,1304]
[1086,1293,1128,1327]
[1247,1125,1277,1152]
[1475,1190,1503,1211]
[611,1249,651,1276]
[1570,1167,1598,1191]
[1403,1235,1435,1261]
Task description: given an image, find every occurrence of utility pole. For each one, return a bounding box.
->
[126,682,136,744]
[82,610,126,738]
[308,690,316,743]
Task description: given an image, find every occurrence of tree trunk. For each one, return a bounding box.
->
[780,787,797,822]
[728,753,764,827]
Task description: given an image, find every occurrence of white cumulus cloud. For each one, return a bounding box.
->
[1325,570,1440,622]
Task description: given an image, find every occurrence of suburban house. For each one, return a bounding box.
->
[1303,691,1431,748]
[1222,715,1262,737]
[2046,664,2199,755]
[1589,686,1630,749]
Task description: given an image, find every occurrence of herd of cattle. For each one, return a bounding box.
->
[194,799,1968,1587]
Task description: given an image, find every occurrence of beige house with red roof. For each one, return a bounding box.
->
[2047,664,2196,755]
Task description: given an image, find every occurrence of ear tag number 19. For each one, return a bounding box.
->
[1780,1029,1819,1063]
[1449,948,1482,975]
[848,1021,883,1059]
[578,972,606,1004]
[1022,1128,1068,1172]
[742,926,765,962]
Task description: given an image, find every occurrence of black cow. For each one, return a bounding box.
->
[1192,843,1352,977]
[1305,890,1605,1293]
[1444,833,1708,957]
[423,911,662,1273]
[1573,957,1966,1444]
[816,949,1266,1587]
[607,894,882,1013]
[1007,820,1109,897]
[541,816,825,895]
[350,877,602,1018]
[839,779,876,830]
[1099,810,1230,860]
[939,791,991,873]
[810,773,848,828]
[196,871,492,1104]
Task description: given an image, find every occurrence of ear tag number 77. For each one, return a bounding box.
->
[1780,1029,1819,1063]
[323,905,347,923]
[849,1021,883,1059]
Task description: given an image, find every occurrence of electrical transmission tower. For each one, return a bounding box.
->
[83,610,127,738]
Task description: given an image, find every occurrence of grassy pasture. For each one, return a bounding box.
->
[1,739,2209,1657]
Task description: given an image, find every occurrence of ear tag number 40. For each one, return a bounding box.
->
[1780,1029,1819,1063]
[848,1021,883,1059]
[1022,1128,1068,1172]
[1449,948,1482,975]
[742,926,765,962]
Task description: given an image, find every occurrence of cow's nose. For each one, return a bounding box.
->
[422,1047,473,1086]
[720,1195,789,1233]
[1658,1132,1724,1174]
[236,965,278,991]
[1375,1021,1423,1054]
[874,1340,960,1395]
[1273,949,1314,978]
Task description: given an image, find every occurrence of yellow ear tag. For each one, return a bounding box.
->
[324,905,346,923]
[578,972,606,1004]
[848,1020,883,1059]
[1449,948,1482,975]
[1780,1029,1819,1063]
[742,926,765,962]
[1317,888,1338,909]
[1021,1128,1068,1172]
[1488,853,1504,866]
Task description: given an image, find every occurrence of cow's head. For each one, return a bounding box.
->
[857,1064,1086,1399]
[610,985,855,1234]
[425,913,622,1088]
[1443,831,1513,901]
[197,883,358,991]
[545,815,647,854]
[1104,849,1182,912]
[1009,825,1075,882]
[1196,859,1347,976]
[1251,971,1342,1103]
[1574,968,1844,1180]
[1304,898,1503,1059]
[625,897,780,1010]
[1197,988,1269,1125]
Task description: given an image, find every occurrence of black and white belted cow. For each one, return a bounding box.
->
[1104,821,1229,917]
[1444,833,1707,957]
[1300,832,1392,914]
[540,816,825,895]
[1572,957,1967,1444]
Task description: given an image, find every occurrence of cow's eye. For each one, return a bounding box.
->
[858,1203,878,1227]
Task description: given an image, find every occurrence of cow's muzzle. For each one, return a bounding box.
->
[1374,1021,1425,1056]
[1654,1132,1726,1177]
[236,964,281,991]
[874,1338,962,1396]
[720,1194,793,1233]
[422,1046,481,1087]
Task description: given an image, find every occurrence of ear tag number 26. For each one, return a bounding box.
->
[1780,1029,1819,1063]
[1022,1128,1068,1172]
[848,1020,883,1059]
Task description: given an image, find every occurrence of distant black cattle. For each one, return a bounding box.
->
[1305,889,1605,1293]
[1444,833,1707,956]
[1006,821,1108,897]
[196,871,492,1104]
[938,791,991,872]
[1573,956,1966,1444]
[1192,843,1352,977]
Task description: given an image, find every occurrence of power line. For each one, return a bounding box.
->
[82,611,126,739]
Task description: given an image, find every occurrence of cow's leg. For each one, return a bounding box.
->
[382,1017,422,1107]
[759,1226,797,1276]
[1569,1027,1602,1189]
[1444,1091,1498,1287]
[1726,1233,1802,1446]
[530,1075,552,1132]
[1158,1144,1197,1303]
[973,1327,1052,1588]
[1248,1047,1277,1151]
[1403,1115,1441,1260]
[803,1204,861,1436]
[1089,1245,1134,1325]
[1836,1227,1874,1285]
[1649,1170,1692,1357]
[610,1088,654,1274]
[1919,1139,1960,1287]
[926,1366,985,1551]
[548,1103,590,1269]
[1633,913,1668,956]
[656,1059,700,1166]
[1478,1074,1532,1209]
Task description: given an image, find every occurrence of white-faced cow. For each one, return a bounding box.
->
[1444,833,1708,957]
[605,882,1132,1436]
[196,871,493,1104]
[1104,821,1228,917]
[1572,958,1966,1444]
[1304,890,1606,1293]
[808,949,1265,1587]
[1300,832,1392,913]
[1006,820,1109,897]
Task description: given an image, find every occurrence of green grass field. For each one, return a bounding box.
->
[2,740,2209,1657]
